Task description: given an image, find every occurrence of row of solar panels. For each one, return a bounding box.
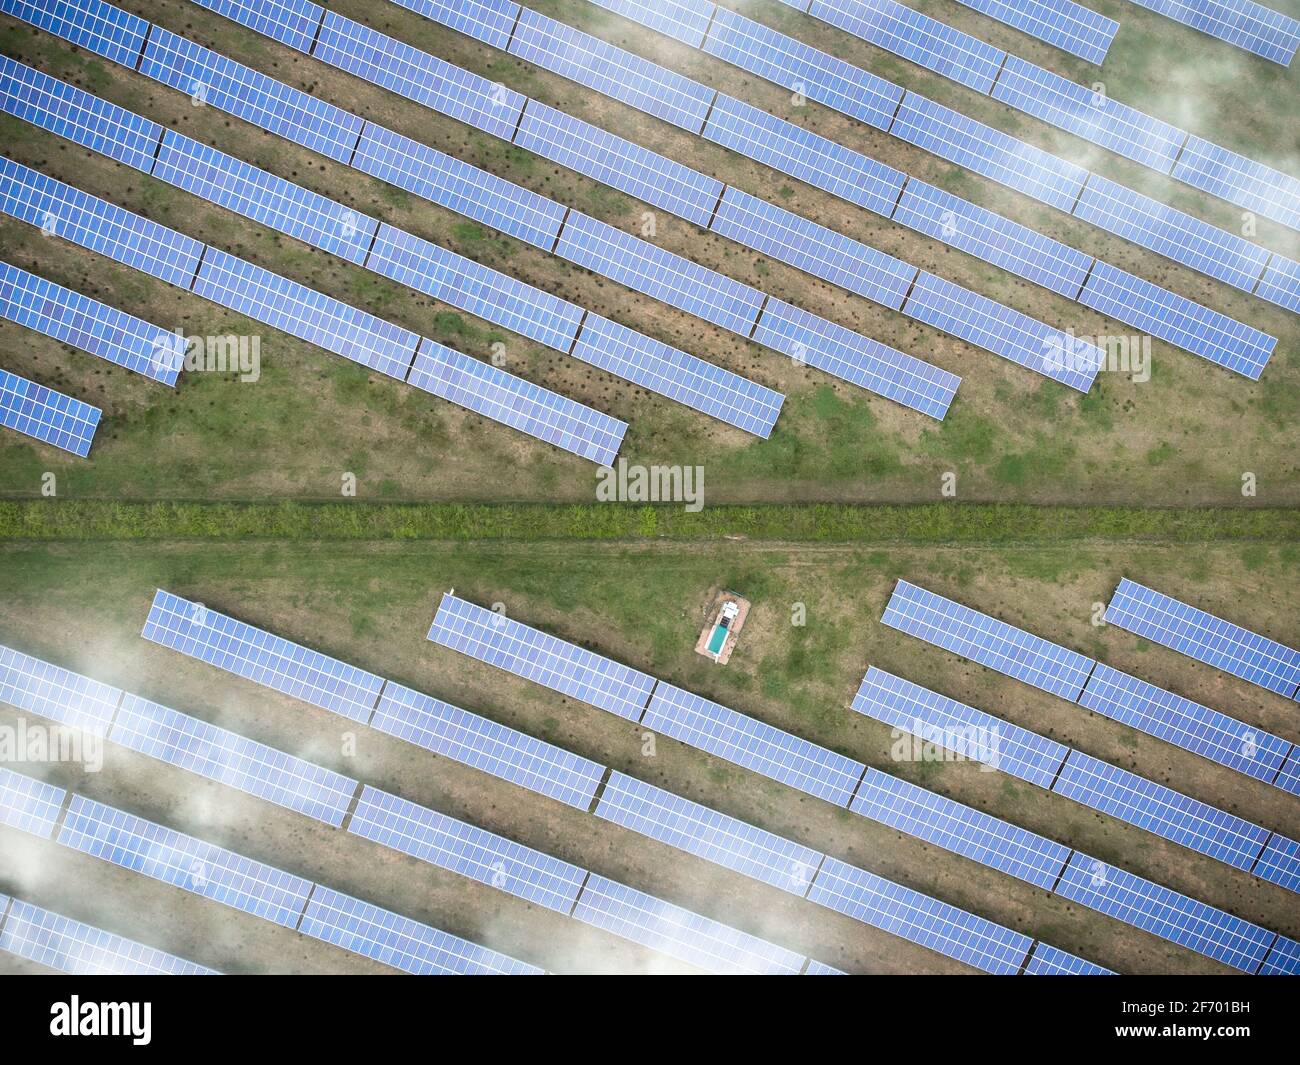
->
[0,366,99,457]
[953,0,1119,64]
[1126,0,1300,65]
[876,581,1300,894]
[138,589,1099,974]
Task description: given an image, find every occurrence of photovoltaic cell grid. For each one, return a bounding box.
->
[1258,935,1300,976]
[347,787,588,913]
[1257,255,1300,315]
[193,0,325,55]
[0,644,120,733]
[881,580,1097,700]
[1275,752,1300,798]
[1105,579,1300,697]
[1023,943,1115,976]
[588,0,714,48]
[1127,0,1300,65]
[1176,135,1300,232]
[0,900,216,975]
[427,594,657,722]
[571,874,806,975]
[388,0,522,53]
[1252,836,1300,895]
[0,0,149,67]
[0,765,67,839]
[953,0,1117,64]
[141,589,385,724]
[0,369,98,458]
[594,771,824,895]
[109,694,360,827]
[804,959,847,975]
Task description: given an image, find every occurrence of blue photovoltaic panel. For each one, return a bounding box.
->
[701,94,906,218]
[313,11,525,144]
[903,271,1102,391]
[954,0,1118,64]
[371,682,606,810]
[348,787,587,913]
[0,645,119,733]
[1172,134,1300,233]
[365,225,583,353]
[0,56,162,173]
[1074,174,1270,293]
[700,6,903,132]
[554,212,765,336]
[1052,750,1270,872]
[992,57,1187,173]
[1274,751,1300,798]
[568,313,783,438]
[851,668,1070,789]
[804,959,847,974]
[514,100,724,229]
[152,132,378,267]
[594,771,824,894]
[890,94,1088,213]
[141,589,385,725]
[508,8,716,132]
[0,765,67,839]
[0,0,149,67]
[850,769,1070,890]
[299,886,541,975]
[1127,0,1300,65]
[59,795,314,927]
[1106,579,1300,696]
[880,580,1097,700]
[1078,262,1275,379]
[0,369,99,458]
[1078,663,1292,785]
[1253,836,1300,894]
[1054,852,1276,972]
[710,187,916,309]
[808,0,1006,94]
[571,873,805,975]
[588,0,715,48]
[427,594,656,721]
[892,180,1093,299]
[808,856,1032,975]
[191,0,324,54]
[109,693,359,827]
[0,262,180,385]
[1023,943,1115,975]
[192,248,419,381]
[0,158,204,289]
[751,299,960,420]
[387,0,522,52]
[139,28,362,166]
[1255,254,1300,314]
[407,340,625,466]
[1258,935,1300,976]
[349,124,565,252]
[641,682,865,806]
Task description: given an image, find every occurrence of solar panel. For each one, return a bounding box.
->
[507,8,716,132]
[1105,579,1300,696]
[141,589,385,724]
[807,856,1033,975]
[1023,943,1115,975]
[138,27,363,166]
[427,594,657,721]
[299,885,542,975]
[1054,852,1276,972]
[0,56,162,173]
[0,262,180,386]
[192,248,420,382]
[191,0,324,54]
[371,682,606,810]
[751,298,960,420]
[587,0,715,48]
[889,93,1088,213]
[0,0,150,67]
[710,187,916,310]
[0,765,67,839]
[1257,933,1300,975]
[699,5,903,132]
[1080,262,1276,380]
[1274,751,1300,798]
[571,873,805,975]
[881,580,1097,700]
[701,93,907,218]
[850,668,1070,788]
[1126,0,1300,65]
[0,158,204,289]
[514,99,724,229]
[567,313,784,438]
[553,211,765,336]
[850,769,1070,890]
[109,693,359,826]
[1252,835,1300,894]
[953,0,1118,64]
[892,180,1094,299]
[641,682,866,806]
[59,795,314,927]
[0,900,215,975]
[0,643,119,735]
[1078,663,1292,786]
[804,959,848,974]
[1255,253,1300,315]
[594,771,824,894]
[406,339,626,466]
[347,786,588,913]
[1051,750,1271,872]
[386,0,523,52]
[1172,134,1300,233]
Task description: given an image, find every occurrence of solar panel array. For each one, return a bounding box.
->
[1126,0,1300,65]
[0,367,101,458]
[1105,579,1300,698]
[1022,943,1116,976]
[0,764,67,838]
[0,643,121,733]
[953,0,1118,63]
